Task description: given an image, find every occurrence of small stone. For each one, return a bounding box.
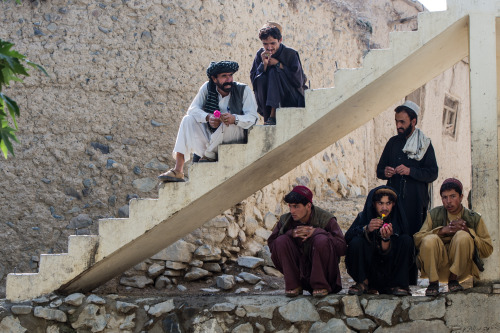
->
[177,285,187,292]
[126,194,139,201]
[238,272,261,284]
[98,26,111,33]
[104,135,113,141]
[202,262,221,272]
[346,318,376,331]
[120,276,154,288]
[151,119,166,127]
[216,274,235,290]
[235,307,246,317]
[10,305,32,315]
[133,166,142,175]
[184,267,211,281]
[0,316,26,333]
[155,276,171,289]
[232,323,253,333]
[144,159,169,171]
[234,287,250,294]
[91,142,110,154]
[263,266,283,277]
[132,177,157,192]
[118,205,129,218]
[319,306,336,316]
[49,299,62,308]
[279,299,320,322]
[148,263,165,277]
[68,214,92,229]
[211,302,236,312]
[342,296,364,317]
[194,244,221,261]
[165,261,187,270]
[41,178,51,184]
[237,256,264,269]
[108,195,117,207]
[47,23,57,32]
[116,301,138,314]
[34,28,45,36]
[148,300,174,317]
[86,294,106,305]
[34,307,67,322]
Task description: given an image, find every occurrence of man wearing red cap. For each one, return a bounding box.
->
[268,186,346,297]
[414,178,493,296]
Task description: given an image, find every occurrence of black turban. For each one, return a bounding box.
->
[206,61,239,78]
[204,61,239,129]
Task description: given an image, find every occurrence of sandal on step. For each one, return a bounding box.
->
[199,156,217,162]
[348,282,367,296]
[285,287,302,297]
[313,289,329,298]
[392,287,411,296]
[158,168,185,182]
[448,280,464,293]
[264,117,276,125]
[425,282,440,296]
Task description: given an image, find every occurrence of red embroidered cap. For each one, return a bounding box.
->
[291,185,313,204]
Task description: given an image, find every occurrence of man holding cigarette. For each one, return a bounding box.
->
[158,61,258,182]
[250,22,308,125]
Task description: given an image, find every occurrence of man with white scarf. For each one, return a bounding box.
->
[158,61,258,182]
[377,101,438,236]
[376,101,438,284]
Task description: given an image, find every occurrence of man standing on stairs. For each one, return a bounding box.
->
[268,186,346,297]
[158,61,258,182]
[376,100,438,284]
[250,22,308,125]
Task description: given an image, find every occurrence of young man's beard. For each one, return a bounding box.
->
[397,125,413,138]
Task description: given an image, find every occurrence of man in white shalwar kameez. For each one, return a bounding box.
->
[159,61,258,182]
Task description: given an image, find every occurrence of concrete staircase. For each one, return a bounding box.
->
[6,0,486,301]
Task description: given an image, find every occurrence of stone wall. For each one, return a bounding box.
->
[0,0,473,297]
[1,288,500,332]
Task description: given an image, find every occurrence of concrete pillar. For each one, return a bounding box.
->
[469,13,499,281]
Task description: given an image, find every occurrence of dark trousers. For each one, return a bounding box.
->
[270,233,342,293]
[253,67,304,121]
[346,234,414,292]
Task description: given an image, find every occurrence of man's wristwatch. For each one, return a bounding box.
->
[381,237,391,242]
[234,115,239,125]
[275,61,281,69]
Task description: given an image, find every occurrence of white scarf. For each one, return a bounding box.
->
[402,128,431,161]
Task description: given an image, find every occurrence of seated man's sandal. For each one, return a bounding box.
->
[158,168,185,182]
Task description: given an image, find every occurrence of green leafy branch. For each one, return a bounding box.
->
[0,38,47,158]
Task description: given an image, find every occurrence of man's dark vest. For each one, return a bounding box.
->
[278,206,333,235]
[429,206,481,230]
[203,82,246,115]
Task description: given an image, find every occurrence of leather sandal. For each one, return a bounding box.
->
[448,280,464,292]
[199,156,217,162]
[348,282,367,296]
[285,287,302,297]
[264,117,276,125]
[158,168,185,182]
[425,282,440,296]
[313,289,328,298]
[392,287,411,296]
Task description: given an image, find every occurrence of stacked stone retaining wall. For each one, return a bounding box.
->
[1,286,500,332]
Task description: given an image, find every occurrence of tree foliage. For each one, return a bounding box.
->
[0,39,47,158]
